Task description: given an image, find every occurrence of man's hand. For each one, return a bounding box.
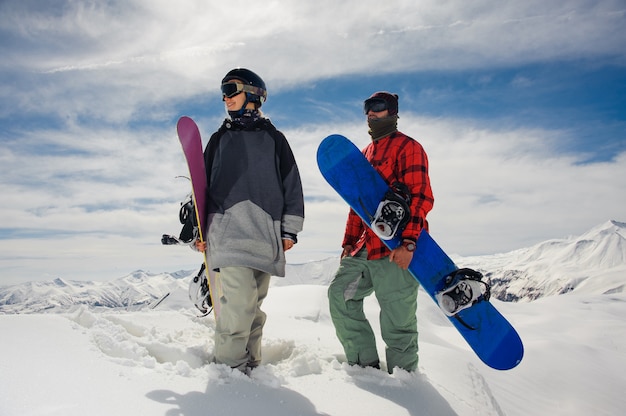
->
[389,245,413,270]
[341,245,354,258]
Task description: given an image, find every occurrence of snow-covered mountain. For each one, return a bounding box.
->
[1,220,624,314]
[0,270,193,314]
[459,220,626,301]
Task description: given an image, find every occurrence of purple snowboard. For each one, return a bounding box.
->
[177,116,220,317]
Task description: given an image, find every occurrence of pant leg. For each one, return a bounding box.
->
[328,250,379,367]
[214,266,262,369]
[247,270,270,367]
[370,258,420,373]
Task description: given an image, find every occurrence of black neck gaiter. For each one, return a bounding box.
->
[368,115,398,141]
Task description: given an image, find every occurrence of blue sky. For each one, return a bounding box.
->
[1,0,625,284]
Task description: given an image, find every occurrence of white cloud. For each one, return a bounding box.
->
[3,114,624,284]
[1,0,624,123]
[1,0,624,283]
[399,116,626,254]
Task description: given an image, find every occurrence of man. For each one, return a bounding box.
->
[328,91,434,373]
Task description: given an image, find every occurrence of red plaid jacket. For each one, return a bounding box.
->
[342,131,434,260]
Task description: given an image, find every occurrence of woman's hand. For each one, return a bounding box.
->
[283,239,295,251]
[195,240,207,252]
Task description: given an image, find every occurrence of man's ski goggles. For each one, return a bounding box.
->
[221,82,266,102]
[363,97,389,114]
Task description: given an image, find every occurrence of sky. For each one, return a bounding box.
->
[1,0,625,285]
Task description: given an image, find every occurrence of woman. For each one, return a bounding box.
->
[196,68,304,373]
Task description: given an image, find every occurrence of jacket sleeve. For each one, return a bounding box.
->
[204,122,229,188]
[342,208,363,247]
[273,128,305,237]
[397,140,434,239]
[202,130,222,220]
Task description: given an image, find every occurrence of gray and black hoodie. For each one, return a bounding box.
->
[203,113,304,277]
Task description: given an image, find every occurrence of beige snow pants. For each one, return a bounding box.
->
[213,266,271,371]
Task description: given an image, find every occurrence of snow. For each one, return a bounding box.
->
[1,221,626,415]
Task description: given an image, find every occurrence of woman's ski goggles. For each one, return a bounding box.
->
[363,97,389,114]
[221,82,246,98]
[221,82,267,103]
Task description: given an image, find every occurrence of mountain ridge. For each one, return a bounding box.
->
[461,220,626,301]
[1,220,624,313]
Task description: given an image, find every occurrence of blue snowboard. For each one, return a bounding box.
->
[317,134,523,370]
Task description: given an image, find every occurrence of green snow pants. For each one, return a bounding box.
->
[328,248,420,373]
[213,266,271,370]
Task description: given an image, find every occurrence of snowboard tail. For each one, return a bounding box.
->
[317,134,523,370]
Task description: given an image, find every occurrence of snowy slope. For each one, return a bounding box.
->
[2,221,625,313]
[0,270,192,314]
[1,221,625,415]
[458,220,626,301]
[1,287,624,415]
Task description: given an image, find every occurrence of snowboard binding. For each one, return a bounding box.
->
[162,192,199,246]
[162,189,213,316]
[369,182,411,240]
[188,263,213,316]
[436,268,490,326]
